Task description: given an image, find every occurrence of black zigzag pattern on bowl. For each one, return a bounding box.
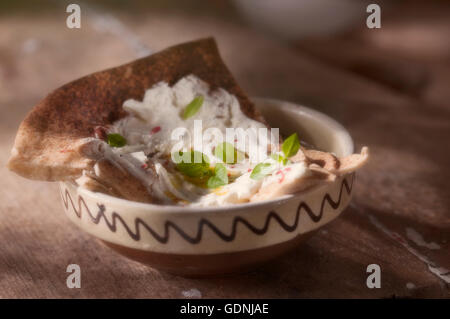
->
[61,173,354,244]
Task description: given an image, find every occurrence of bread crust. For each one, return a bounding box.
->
[8,38,264,182]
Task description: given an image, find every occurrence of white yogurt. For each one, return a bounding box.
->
[89,75,309,206]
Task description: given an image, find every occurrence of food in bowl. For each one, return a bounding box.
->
[76,75,368,207]
[7,38,369,275]
[8,38,368,208]
[58,98,361,276]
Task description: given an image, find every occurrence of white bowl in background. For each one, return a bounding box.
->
[233,0,368,39]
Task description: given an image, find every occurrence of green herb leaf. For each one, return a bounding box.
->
[173,150,210,178]
[214,142,244,164]
[250,162,275,180]
[182,96,204,119]
[207,163,229,188]
[282,133,300,158]
[107,133,127,147]
[271,154,288,165]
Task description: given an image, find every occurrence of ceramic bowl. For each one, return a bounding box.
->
[59,98,355,276]
[232,0,367,39]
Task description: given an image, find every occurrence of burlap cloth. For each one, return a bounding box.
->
[0,3,449,298]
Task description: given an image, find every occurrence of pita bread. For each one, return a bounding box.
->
[77,158,155,203]
[250,147,369,202]
[8,37,369,205]
[8,38,265,183]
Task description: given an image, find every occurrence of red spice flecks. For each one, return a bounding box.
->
[227,173,231,177]
[276,170,285,183]
[141,163,148,169]
[248,168,252,172]
[151,126,161,135]
[94,126,107,140]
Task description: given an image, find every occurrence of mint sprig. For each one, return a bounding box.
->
[173,150,210,178]
[250,132,300,180]
[282,133,300,158]
[182,96,204,119]
[107,133,127,147]
[214,142,244,164]
[250,162,275,180]
[271,154,289,165]
[270,132,300,164]
[207,163,229,189]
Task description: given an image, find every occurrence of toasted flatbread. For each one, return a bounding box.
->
[77,158,155,203]
[250,147,369,202]
[8,38,265,183]
[8,38,369,205]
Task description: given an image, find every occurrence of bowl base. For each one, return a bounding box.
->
[101,231,315,277]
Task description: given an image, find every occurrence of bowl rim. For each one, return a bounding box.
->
[252,97,354,156]
[67,97,354,214]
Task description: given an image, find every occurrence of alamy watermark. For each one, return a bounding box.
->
[66,264,81,288]
[66,4,81,29]
[169,121,280,164]
[366,4,381,29]
[366,264,381,288]
[66,4,381,31]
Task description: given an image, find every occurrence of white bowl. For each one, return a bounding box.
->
[233,0,367,39]
[59,98,355,276]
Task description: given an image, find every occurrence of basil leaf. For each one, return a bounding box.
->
[182,96,204,119]
[107,133,127,147]
[207,163,229,188]
[214,142,244,164]
[250,162,275,180]
[282,133,300,158]
[174,150,210,178]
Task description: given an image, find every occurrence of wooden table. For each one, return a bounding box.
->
[0,1,448,298]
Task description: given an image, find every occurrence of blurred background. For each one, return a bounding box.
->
[1,0,449,112]
[0,0,449,298]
